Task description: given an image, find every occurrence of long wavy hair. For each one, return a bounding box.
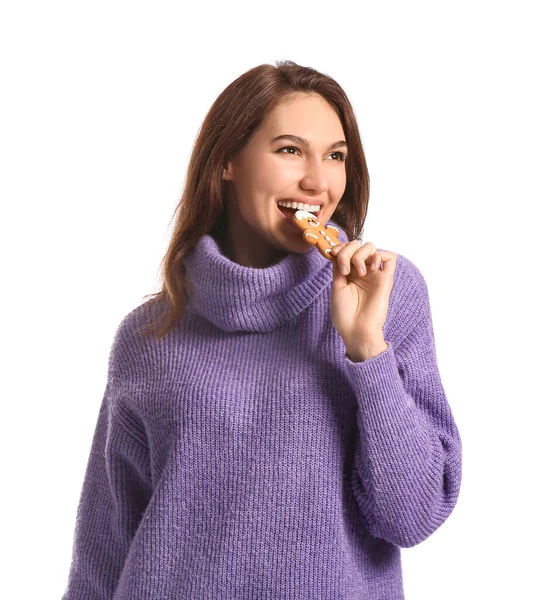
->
[137,60,370,340]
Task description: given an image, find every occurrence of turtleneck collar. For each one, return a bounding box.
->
[182,221,349,333]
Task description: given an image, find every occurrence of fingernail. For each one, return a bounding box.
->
[341,265,349,275]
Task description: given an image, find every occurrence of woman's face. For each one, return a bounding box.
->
[222,93,348,268]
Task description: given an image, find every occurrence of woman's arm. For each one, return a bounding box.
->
[344,269,462,548]
[61,379,152,599]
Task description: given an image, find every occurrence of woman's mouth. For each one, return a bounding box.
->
[276,203,321,220]
[277,205,298,218]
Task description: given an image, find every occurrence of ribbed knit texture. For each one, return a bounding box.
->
[62,221,462,600]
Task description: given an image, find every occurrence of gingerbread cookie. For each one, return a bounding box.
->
[291,210,341,261]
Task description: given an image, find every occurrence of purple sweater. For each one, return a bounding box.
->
[62,222,462,599]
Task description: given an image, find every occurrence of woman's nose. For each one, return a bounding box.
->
[299,158,328,192]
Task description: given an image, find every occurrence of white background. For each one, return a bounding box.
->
[2,1,556,598]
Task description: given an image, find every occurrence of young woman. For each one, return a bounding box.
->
[62,61,462,599]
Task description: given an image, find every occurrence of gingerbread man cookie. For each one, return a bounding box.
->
[291,210,341,261]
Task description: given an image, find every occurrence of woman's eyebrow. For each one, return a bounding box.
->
[271,134,348,151]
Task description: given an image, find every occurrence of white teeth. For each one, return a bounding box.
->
[277,201,320,213]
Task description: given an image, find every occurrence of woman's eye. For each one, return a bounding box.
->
[277,146,346,162]
[278,146,301,156]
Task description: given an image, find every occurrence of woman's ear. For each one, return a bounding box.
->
[223,162,233,181]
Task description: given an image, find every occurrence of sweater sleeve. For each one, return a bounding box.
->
[61,379,152,599]
[344,264,462,549]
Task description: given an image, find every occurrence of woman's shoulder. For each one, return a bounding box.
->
[377,248,431,342]
[375,247,428,294]
[107,298,167,381]
[392,250,428,293]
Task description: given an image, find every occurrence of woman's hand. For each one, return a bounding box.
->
[330,240,397,360]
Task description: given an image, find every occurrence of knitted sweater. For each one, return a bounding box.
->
[62,222,462,600]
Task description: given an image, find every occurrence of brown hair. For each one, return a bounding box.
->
[136,60,370,340]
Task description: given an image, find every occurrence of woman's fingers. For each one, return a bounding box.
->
[331,241,378,276]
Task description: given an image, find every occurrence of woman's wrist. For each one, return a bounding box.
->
[345,338,389,362]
